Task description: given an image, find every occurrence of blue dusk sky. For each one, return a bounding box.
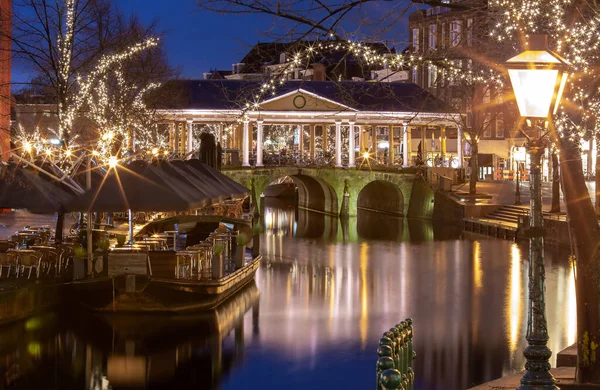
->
[12,0,414,86]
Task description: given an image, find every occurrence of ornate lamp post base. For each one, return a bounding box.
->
[518,335,558,389]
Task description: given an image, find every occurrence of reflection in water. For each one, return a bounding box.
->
[507,244,523,355]
[359,243,368,350]
[0,204,578,390]
[251,202,575,390]
[567,263,577,346]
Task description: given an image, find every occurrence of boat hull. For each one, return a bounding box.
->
[70,256,261,313]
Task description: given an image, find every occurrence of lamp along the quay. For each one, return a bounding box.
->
[505,34,570,390]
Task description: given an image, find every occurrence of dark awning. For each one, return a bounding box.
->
[0,163,75,213]
[66,159,248,212]
[477,154,494,167]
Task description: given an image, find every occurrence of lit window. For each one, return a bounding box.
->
[497,89,504,103]
[483,113,492,138]
[483,88,491,104]
[428,65,437,88]
[451,20,462,47]
[412,28,420,52]
[451,98,462,110]
[449,60,462,86]
[495,113,504,138]
[429,24,437,49]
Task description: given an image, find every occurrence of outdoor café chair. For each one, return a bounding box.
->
[11,250,43,279]
[0,253,15,277]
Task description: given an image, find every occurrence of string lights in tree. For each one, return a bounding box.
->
[14,37,161,167]
[490,0,600,149]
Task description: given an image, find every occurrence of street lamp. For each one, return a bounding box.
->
[505,34,570,390]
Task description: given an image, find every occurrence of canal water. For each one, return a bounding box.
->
[0,205,574,390]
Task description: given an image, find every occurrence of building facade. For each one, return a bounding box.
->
[407,0,544,179]
[156,80,462,169]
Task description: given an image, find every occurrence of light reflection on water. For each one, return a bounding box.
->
[251,201,576,389]
[0,206,577,390]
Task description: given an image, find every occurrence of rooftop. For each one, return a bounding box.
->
[155,79,450,113]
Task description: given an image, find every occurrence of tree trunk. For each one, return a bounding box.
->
[595,135,600,215]
[550,152,561,213]
[559,143,600,383]
[469,142,478,195]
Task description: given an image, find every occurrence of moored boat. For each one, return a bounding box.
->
[70,215,261,313]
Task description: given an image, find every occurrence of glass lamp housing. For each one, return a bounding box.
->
[505,37,571,118]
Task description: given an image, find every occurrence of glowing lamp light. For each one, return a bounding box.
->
[45,149,52,156]
[505,34,571,118]
[108,156,118,168]
[49,138,61,145]
[65,149,71,157]
[92,150,99,156]
[23,142,32,153]
[513,147,527,162]
[151,147,159,155]
[362,151,370,159]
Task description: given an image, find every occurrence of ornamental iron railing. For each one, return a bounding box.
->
[376,318,415,390]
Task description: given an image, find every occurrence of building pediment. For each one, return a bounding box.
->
[259,89,357,112]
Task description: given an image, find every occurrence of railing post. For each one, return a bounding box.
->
[380,369,404,390]
[377,356,395,390]
[378,318,415,390]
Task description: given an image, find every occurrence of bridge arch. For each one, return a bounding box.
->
[223,167,418,217]
[357,180,404,216]
[262,173,338,216]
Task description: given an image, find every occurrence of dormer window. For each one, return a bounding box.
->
[232,63,245,74]
[279,52,288,64]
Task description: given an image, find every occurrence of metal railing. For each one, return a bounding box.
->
[376,318,415,390]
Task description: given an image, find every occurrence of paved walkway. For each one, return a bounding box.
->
[454,180,597,212]
[468,367,576,389]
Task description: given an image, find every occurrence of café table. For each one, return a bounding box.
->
[15,232,41,248]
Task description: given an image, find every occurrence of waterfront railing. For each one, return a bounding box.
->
[376,318,415,390]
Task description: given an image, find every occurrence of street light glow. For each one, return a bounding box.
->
[505,35,570,118]
[108,156,118,168]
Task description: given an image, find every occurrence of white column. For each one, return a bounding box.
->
[457,125,463,168]
[218,123,223,146]
[335,121,342,167]
[242,119,250,166]
[256,120,264,167]
[348,121,356,167]
[187,121,194,158]
[403,123,410,167]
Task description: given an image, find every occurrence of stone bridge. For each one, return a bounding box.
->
[223,166,434,218]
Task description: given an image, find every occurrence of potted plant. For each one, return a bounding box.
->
[251,223,263,257]
[72,246,87,280]
[234,232,249,269]
[211,243,224,280]
[115,234,127,247]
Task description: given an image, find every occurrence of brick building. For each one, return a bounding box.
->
[408,0,529,178]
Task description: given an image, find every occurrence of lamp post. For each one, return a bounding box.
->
[505,34,570,390]
[515,155,522,205]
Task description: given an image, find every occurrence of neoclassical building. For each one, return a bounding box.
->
[157,80,464,168]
